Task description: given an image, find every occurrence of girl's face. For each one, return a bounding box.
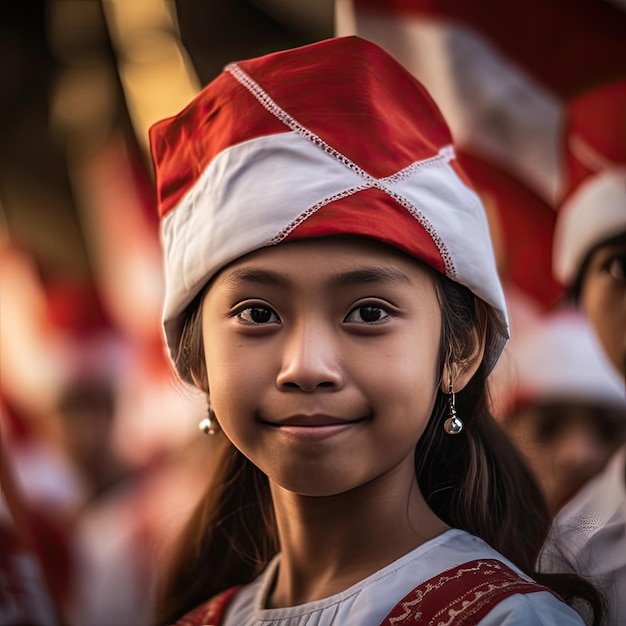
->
[201,237,443,497]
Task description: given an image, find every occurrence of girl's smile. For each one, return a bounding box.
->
[267,419,367,442]
[201,236,443,497]
[263,413,369,440]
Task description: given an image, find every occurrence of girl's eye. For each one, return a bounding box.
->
[237,306,280,324]
[344,305,390,324]
[606,255,626,282]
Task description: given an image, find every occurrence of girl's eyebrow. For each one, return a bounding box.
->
[220,267,289,287]
[332,267,412,287]
[221,266,413,288]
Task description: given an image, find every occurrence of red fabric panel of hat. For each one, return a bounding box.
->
[150,36,459,222]
[239,36,452,179]
[285,186,446,274]
[149,72,287,218]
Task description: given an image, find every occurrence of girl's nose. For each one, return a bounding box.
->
[275,321,344,392]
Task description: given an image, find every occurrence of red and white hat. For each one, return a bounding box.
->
[553,80,626,287]
[149,36,508,369]
[505,309,626,414]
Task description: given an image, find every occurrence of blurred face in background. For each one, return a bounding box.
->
[504,401,626,516]
[57,377,128,497]
[578,235,626,381]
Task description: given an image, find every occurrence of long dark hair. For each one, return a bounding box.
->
[153,269,605,625]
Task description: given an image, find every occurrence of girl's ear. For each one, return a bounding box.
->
[440,324,487,393]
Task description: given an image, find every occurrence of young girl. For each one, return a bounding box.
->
[149,36,601,625]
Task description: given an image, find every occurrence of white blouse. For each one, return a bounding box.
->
[222,528,584,626]
[540,445,626,626]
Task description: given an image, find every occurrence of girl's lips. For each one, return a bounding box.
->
[274,413,352,426]
[265,414,367,441]
[272,421,363,441]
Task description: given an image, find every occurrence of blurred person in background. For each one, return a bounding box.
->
[539,79,626,625]
[52,333,134,503]
[0,231,140,625]
[0,233,87,624]
[56,375,123,499]
[0,228,211,626]
[552,104,626,381]
[498,311,625,519]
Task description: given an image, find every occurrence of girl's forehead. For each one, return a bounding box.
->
[213,236,437,285]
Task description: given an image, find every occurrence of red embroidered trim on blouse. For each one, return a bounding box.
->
[380,558,559,625]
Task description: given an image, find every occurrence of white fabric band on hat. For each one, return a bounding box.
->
[553,169,626,286]
[161,130,493,350]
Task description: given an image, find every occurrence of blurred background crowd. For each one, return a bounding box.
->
[0,1,624,625]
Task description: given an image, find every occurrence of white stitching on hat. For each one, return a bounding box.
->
[380,146,455,186]
[226,62,457,277]
[227,63,376,183]
[383,188,456,278]
[270,183,372,244]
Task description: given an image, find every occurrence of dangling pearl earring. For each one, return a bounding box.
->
[444,379,464,435]
[199,407,220,436]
